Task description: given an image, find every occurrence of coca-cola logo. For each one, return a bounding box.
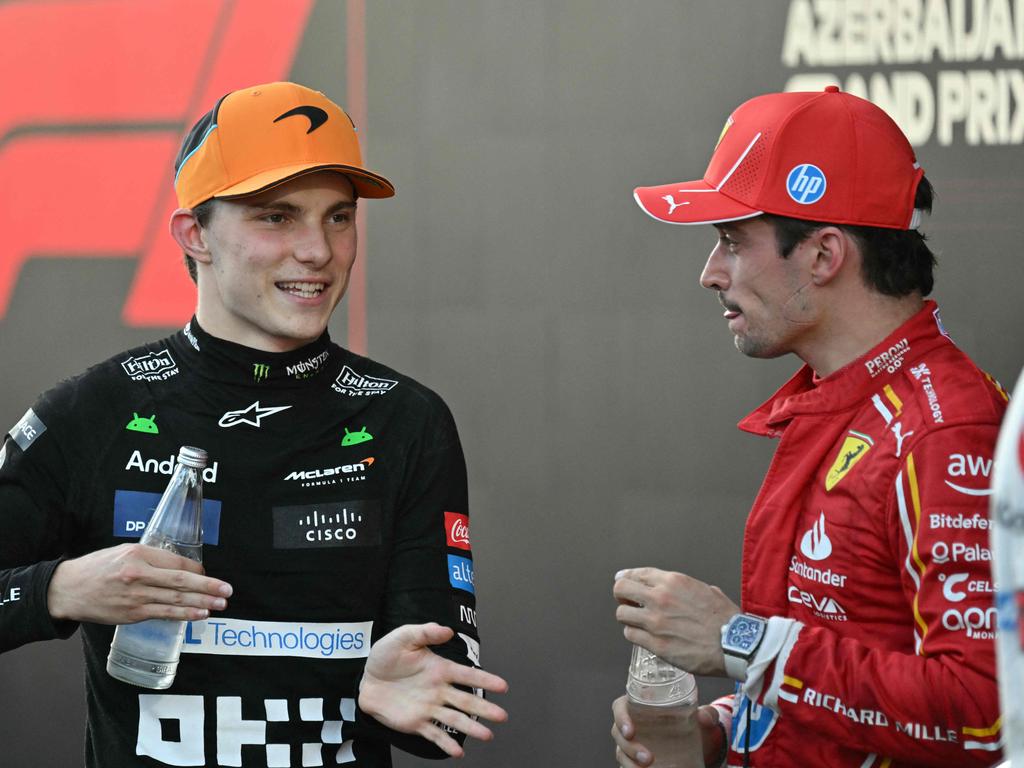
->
[444,511,471,551]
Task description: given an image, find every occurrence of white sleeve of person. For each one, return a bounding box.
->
[733,616,803,713]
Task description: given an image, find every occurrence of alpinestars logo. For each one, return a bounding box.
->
[331,365,398,397]
[121,350,179,381]
[218,401,292,428]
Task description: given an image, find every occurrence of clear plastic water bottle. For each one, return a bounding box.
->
[106,446,207,689]
[626,644,703,768]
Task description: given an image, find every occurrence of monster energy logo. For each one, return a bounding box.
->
[253,364,271,382]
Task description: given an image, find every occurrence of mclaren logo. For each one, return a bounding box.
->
[274,105,329,134]
[825,431,874,491]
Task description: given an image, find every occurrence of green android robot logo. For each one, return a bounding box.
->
[126,413,159,434]
[342,427,373,446]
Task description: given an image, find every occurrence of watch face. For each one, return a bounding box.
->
[726,616,764,653]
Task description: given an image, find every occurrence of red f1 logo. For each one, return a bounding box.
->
[0,0,315,325]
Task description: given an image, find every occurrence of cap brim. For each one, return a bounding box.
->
[215,162,396,201]
[633,179,761,225]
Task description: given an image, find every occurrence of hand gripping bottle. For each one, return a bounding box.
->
[991,366,1024,765]
[626,644,703,768]
[106,446,207,689]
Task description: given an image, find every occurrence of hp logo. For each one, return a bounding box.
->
[786,164,827,205]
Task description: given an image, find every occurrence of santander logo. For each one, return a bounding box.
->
[445,511,471,551]
[800,512,833,561]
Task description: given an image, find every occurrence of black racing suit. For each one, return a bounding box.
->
[0,318,481,767]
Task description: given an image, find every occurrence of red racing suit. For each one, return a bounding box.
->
[723,301,1007,767]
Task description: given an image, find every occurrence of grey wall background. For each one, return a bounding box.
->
[1,1,1022,766]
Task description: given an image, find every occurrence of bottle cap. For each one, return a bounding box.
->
[177,446,208,469]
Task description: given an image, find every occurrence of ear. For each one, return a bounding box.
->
[806,226,851,287]
[169,208,213,265]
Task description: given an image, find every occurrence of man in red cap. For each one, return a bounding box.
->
[0,82,506,766]
[612,87,1006,767]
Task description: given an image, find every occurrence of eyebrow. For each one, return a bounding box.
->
[245,200,357,215]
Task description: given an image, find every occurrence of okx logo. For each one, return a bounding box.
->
[136,693,358,766]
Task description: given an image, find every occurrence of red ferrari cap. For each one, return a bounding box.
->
[634,87,925,230]
[174,81,394,209]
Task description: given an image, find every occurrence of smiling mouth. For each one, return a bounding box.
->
[277,281,326,299]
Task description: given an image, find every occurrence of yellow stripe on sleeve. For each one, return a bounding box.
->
[906,453,929,649]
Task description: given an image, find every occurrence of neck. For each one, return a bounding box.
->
[799,292,924,378]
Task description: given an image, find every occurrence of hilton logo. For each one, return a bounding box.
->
[272,500,381,549]
[330,365,398,397]
[121,350,179,381]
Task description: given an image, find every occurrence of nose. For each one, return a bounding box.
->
[294,224,333,268]
[699,240,729,292]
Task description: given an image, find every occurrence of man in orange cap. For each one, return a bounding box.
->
[612,88,1005,767]
[0,82,506,766]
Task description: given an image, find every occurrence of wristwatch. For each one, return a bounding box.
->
[720,612,767,681]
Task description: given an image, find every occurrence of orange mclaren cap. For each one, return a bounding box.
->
[173,81,395,209]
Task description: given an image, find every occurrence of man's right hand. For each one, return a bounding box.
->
[612,695,729,767]
[47,543,232,624]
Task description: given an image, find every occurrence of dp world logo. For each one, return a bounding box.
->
[786,163,827,205]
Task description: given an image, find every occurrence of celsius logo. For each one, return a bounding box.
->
[331,365,398,397]
[800,512,832,561]
[445,512,471,551]
[939,572,970,602]
[121,350,179,382]
[274,105,329,133]
[218,401,292,428]
[786,163,826,204]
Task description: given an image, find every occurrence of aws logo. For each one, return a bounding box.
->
[945,452,993,496]
[0,0,316,326]
[825,431,874,491]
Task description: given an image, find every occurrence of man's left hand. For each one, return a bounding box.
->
[614,567,739,675]
[358,623,509,757]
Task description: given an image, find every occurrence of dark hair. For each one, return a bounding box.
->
[763,176,936,297]
[184,198,217,284]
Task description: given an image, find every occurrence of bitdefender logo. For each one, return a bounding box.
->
[331,365,398,397]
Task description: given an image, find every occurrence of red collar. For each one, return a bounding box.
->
[738,300,953,436]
